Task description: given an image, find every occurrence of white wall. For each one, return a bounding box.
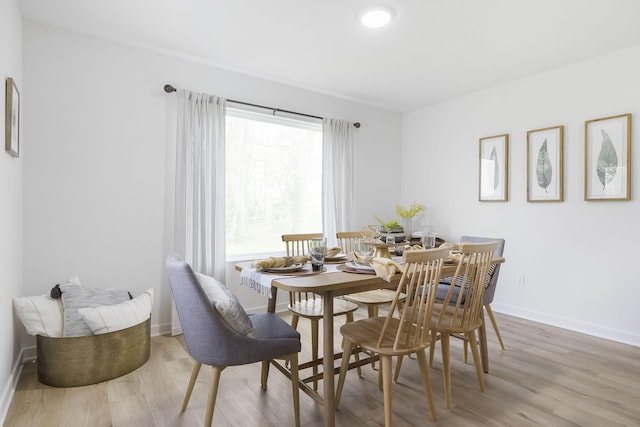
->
[0,0,22,420]
[21,23,401,340]
[402,45,640,346]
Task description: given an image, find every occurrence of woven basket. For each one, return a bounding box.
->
[36,317,151,387]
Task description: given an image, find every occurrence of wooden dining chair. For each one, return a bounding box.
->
[335,247,450,426]
[336,231,405,319]
[281,233,360,390]
[430,236,505,365]
[430,241,498,408]
[460,236,506,353]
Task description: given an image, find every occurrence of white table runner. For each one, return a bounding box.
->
[240,263,342,298]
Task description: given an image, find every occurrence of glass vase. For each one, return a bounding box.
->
[401,218,413,239]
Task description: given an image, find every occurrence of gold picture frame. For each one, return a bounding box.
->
[479,134,509,202]
[527,125,564,202]
[584,113,631,201]
[5,77,20,157]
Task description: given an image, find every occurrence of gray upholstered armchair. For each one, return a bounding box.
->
[459,235,506,351]
[165,254,301,427]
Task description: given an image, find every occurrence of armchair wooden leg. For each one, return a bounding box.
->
[289,353,301,427]
[204,366,224,427]
[485,304,505,349]
[182,361,202,412]
[260,360,270,390]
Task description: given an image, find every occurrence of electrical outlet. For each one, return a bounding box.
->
[516,274,525,286]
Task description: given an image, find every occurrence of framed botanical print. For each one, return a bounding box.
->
[479,134,509,201]
[584,113,631,201]
[527,125,564,202]
[5,77,20,157]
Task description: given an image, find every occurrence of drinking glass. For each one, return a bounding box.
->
[308,238,327,272]
[355,238,375,265]
[421,232,436,249]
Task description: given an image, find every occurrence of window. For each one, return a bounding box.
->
[225,106,322,257]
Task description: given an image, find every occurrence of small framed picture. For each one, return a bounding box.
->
[5,77,20,157]
[479,134,509,202]
[584,113,631,201]
[527,125,564,202]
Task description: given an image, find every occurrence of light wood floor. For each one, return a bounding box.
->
[4,309,640,427]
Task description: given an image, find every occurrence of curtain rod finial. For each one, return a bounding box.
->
[164,84,176,93]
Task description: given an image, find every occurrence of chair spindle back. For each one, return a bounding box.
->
[436,241,498,330]
[378,247,449,350]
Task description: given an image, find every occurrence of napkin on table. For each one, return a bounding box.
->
[325,247,342,257]
[254,256,308,269]
[371,257,405,282]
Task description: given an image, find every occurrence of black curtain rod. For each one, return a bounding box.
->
[163,84,361,128]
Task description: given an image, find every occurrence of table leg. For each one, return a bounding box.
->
[479,307,489,373]
[322,293,335,427]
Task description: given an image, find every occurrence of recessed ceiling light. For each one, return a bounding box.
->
[360,6,394,28]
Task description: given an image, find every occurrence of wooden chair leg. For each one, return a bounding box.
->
[345,313,362,377]
[335,339,354,407]
[204,366,224,427]
[286,314,300,369]
[289,353,301,427]
[311,319,319,391]
[429,329,438,366]
[467,330,485,391]
[441,333,452,409]
[485,304,505,350]
[182,361,202,412]
[417,350,437,421]
[368,304,377,317]
[381,355,393,427]
[260,360,269,390]
[463,340,469,364]
[367,305,378,369]
[393,355,403,382]
[291,313,300,330]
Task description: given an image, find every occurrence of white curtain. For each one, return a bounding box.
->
[322,118,354,246]
[171,89,226,335]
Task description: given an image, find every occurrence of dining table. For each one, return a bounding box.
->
[236,254,505,427]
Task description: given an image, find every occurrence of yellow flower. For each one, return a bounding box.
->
[395,201,426,219]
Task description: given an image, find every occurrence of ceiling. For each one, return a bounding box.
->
[18,0,640,112]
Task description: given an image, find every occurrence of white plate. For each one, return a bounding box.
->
[345,261,374,271]
[325,253,347,261]
[262,263,306,273]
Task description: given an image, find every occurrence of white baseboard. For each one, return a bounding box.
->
[0,347,27,426]
[492,303,640,347]
[245,301,289,315]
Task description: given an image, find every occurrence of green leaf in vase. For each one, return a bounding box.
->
[596,130,618,190]
[536,139,552,193]
[490,146,499,190]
